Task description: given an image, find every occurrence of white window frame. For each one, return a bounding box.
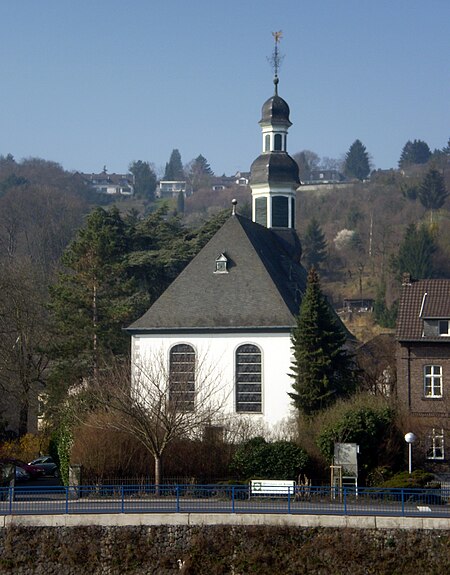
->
[438,319,450,336]
[424,365,443,398]
[427,428,445,460]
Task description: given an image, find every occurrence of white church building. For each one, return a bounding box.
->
[127,70,308,430]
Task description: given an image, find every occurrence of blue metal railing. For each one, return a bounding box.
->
[0,484,449,517]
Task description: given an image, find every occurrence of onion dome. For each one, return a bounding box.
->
[259,77,292,127]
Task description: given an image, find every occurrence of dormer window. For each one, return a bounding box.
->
[439,320,450,336]
[215,253,228,274]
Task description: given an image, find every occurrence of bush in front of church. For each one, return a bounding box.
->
[230,436,309,481]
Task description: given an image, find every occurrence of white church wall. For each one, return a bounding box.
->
[132,331,295,430]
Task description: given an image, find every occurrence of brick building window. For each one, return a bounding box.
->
[439,320,450,336]
[427,428,444,460]
[424,365,442,398]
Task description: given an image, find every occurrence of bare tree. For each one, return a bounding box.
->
[0,260,49,435]
[77,352,228,488]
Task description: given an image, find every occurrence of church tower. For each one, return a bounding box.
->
[250,32,300,231]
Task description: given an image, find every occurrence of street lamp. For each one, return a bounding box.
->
[404,432,417,474]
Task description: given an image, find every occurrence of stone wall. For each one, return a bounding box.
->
[0,524,449,574]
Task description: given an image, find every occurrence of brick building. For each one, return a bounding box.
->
[396,274,450,468]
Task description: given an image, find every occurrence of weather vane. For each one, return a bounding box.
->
[268,31,284,93]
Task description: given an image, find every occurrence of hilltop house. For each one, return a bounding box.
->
[82,170,134,195]
[396,275,450,468]
[127,73,310,430]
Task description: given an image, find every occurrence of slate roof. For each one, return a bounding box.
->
[260,94,292,127]
[250,153,300,187]
[396,278,450,341]
[127,214,307,333]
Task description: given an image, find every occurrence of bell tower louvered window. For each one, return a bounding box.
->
[236,344,262,413]
[255,197,267,226]
[272,196,288,227]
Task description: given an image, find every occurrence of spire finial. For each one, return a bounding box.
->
[270,31,283,95]
[231,198,238,215]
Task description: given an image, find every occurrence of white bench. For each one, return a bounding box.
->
[250,480,296,497]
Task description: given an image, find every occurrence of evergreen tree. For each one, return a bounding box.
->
[289,268,356,417]
[392,223,436,280]
[163,149,184,180]
[302,218,327,269]
[398,139,431,168]
[343,139,370,180]
[48,207,135,382]
[129,160,157,200]
[176,190,185,214]
[186,154,214,192]
[418,168,448,214]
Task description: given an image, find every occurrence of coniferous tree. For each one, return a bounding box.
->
[392,223,436,280]
[398,139,431,168]
[343,140,370,180]
[129,160,157,200]
[48,207,135,382]
[302,218,327,269]
[176,190,185,214]
[163,149,184,180]
[289,268,356,417]
[186,154,214,192]
[418,168,448,215]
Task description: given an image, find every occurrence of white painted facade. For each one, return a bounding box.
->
[132,331,296,429]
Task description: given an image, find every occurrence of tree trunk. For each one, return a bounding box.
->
[154,455,161,496]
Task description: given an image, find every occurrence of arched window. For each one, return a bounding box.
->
[236,344,262,413]
[274,133,282,151]
[169,344,195,411]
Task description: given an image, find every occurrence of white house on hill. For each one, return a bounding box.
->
[127,72,308,430]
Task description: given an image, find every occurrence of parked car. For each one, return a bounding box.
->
[0,458,45,479]
[28,456,58,478]
[15,467,30,482]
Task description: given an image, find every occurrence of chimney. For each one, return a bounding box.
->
[402,272,412,286]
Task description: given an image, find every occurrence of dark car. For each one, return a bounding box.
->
[0,458,45,479]
[28,456,58,477]
[15,467,30,482]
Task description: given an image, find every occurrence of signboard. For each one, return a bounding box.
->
[334,443,358,477]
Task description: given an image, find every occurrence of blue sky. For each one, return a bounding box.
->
[1,1,448,176]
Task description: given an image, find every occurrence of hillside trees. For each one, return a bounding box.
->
[343,140,370,180]
[418,168,448,218]
[392,223,437,280]
[186,154,214,192]
[302,218,327,269]
[289,268,357,417]
[399,140,431,168]
[0,262,49,435]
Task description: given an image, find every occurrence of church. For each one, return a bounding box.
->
[126,64,309,430]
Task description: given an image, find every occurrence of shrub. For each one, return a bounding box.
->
[230,437,309,480]
[316,405,398,478]
[380,469,437,489]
